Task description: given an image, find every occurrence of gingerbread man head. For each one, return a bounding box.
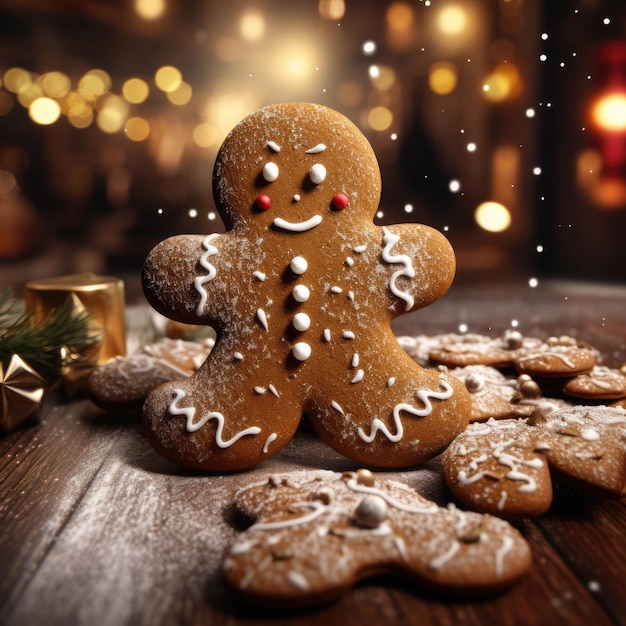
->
[213,102,381,235]
[143,102,470,471]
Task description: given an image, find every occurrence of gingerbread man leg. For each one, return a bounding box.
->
[142,349,302,472]
[306,337,471,468]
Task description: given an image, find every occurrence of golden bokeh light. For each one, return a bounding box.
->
[369,65,396,91]
[386,2,414,31]
[3,67,32,93]
[154,65,182,93]
[193,122,219,148]
[482,62,522,102]
[134,0,166,20]
[318,0,345,20]
[239,8,265,42]
[125,116,150,141]
[29,97,62,125]
[78,69,111,97]
[166,81,192,106]
[428,62,458,95]
[591,92,626,133]
[96,94,129,133]
[368,106,393,131]
[475,201,511,232]
[40,72,71,99]
[122,77,150,104]
[437,4,468,36]
[17,82,44,108]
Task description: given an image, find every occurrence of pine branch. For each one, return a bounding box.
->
[0,297,101,377]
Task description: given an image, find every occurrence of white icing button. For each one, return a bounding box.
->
[292,284,310,302]
[290,256,308,275]
[351,369,364,384]
[293,194,301,202]
[331,286,342,294]
[323,329,331,342]
[253,271,266,281]
[346,257,354,267]
[292,312,311,331]
[262,161,279,182]
[292,342,312,361]
[309,163,326,184]
[342,331,355,340]
[234,352,244,360]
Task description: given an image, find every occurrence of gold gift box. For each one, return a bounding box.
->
[24,273,126,365]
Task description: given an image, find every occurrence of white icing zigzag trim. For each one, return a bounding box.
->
[357,378,454,444]
[193,233,220,316]
[381,226,416,311]
[169,389,261,445]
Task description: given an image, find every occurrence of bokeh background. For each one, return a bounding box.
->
[1,0,625,292]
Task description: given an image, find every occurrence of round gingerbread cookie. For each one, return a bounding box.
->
[222,469,531,606]
[445,364,532,421]
[562,365,626,401]
[87,338,213,411]
[142,102,471,471]
[514,335,598,378]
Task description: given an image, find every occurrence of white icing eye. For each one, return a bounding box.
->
[262,162,279,183]
[309,163,326,185]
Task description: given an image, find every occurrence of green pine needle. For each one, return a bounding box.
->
[0,293,101,377]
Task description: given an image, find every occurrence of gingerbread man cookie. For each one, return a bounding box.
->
[142,102,470,471]
[222,470,531,606]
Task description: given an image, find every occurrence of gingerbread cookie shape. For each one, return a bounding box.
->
[142,102,470,471]
[221,470,531,606]
[442,404,626,517]
[87,338,214,411]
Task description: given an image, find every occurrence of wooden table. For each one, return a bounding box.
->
[1,280,626,626]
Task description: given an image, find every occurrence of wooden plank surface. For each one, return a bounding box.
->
[1,280,625,626]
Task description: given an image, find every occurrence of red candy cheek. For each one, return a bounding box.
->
[332,193,349,210]
[255,194,272,211]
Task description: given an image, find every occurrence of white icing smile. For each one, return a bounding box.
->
[273,215,323,232]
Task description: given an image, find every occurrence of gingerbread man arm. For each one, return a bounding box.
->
[377,223,456,315]
[143,233,228,326]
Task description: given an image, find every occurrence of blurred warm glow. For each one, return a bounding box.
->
[0,170,17,195]
[134,0,166,20]
[166,81,193,105]
[275,40,317,81]
[155,65,182,93]
[369,65,396,91]
[338,81,364,107]
[239,8,266,41]
[28,97,61,125]
[41,72,71,99]
[428,62,458,95]
[368,106,393,131]
[387,2,413,31]
[0,92,13,116]
[577,149,626,209]
[122,78,150,104]
[192,123,219,148]
[437,4,468,36]
[17,82,44,108]
[3,67,32,93]
[475,201,511,232]
[482,63,522,102]
[215,37,243,62]
[591,92,626,132]
[386,2,415,49]
[319,0,345,20]
[491,145,520,210]
[125,116,150,141]
[78,69,111,97]
[96,94,129,133]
